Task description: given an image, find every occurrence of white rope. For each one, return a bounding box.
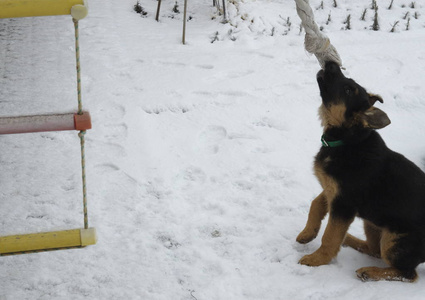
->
[294,0,342,68]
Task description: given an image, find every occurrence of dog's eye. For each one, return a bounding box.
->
[345,87,352,96]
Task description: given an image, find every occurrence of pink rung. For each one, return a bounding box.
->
[0,112,91,135]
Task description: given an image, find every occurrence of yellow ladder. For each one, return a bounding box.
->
[0,0,96,255]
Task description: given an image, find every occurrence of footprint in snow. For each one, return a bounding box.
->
[183,166,207,183]
[197,125,227,154]
[224,69,254,79]
[209,70,254,81]
[94,163,120,173]
[102,103,126,119]
[252,117,287,131]
[104,123,128,138]
[196,64,214,70]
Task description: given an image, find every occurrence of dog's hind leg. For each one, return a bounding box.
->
[343,234,370,254]
[356,230,419,282]
[343,220,381,258]
[296,191,328,244]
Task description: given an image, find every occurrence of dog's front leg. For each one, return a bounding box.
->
[299,214,354,266]
[296,191,328,244]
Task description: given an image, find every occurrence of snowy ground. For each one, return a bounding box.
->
[1,0,425,299]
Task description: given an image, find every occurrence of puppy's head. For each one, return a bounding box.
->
[317,61,390,130]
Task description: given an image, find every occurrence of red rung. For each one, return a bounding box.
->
[74,112,92,130]
[0,112,92,135]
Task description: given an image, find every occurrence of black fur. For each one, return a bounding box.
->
[316,61,425,276]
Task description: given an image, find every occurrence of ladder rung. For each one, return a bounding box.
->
[0,112,91,135]
[0,228,97,255]
[0,0,87,19]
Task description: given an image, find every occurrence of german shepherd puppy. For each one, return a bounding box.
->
[296,61,425,282]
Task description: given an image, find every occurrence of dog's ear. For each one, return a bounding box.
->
[359,107,391,129]
[368,94,383,106]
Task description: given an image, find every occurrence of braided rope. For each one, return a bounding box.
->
[73,19,89,229]
[73,19,83,114]
[294,0,342,68]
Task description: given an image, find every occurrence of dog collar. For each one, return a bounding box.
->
[321,135,345,147]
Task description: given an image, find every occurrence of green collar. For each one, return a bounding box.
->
[321,135,345,147]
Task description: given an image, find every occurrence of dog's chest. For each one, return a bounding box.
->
[315,147,363,179]
[313,148,363,200]
[314,152,340,206]
[314,149,339,177]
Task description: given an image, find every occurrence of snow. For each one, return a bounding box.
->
[1,0,425,299]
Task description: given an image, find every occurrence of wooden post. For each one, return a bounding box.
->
[155,0,162,21]
[182,0,188,44]
[222,0,227,21]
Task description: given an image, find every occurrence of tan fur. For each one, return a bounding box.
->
[344,234,371,254]
[299,159,356,266]
[296,155,337,244]
[296,191,328,244]
[318,103,347,129]
[355,88,359,96]
[380,230,402,266]
[343,221,382,257]
[353,107,375,127]
[364,221,382,255]
[314,160,339,204]
[349,229,417,281]
[356,267,417,282]
[299,216,354,266]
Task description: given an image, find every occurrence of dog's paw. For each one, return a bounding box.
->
[356,267,417,282]
[299,252,331,267]
[296,228,318,244]
[356,267,378,282]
